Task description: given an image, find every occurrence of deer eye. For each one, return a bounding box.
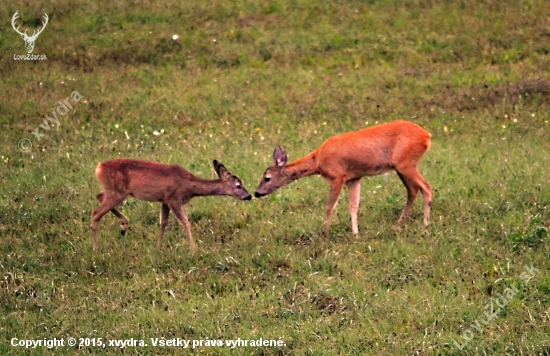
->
[236,183,242,189]
[264,177,271,183]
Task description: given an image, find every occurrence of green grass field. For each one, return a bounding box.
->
[1,0,549,354]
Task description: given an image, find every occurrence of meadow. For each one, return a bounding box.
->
[0,0,549,354]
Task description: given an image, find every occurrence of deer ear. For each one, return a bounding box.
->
[213,160,229,178]
[273,146,287,168]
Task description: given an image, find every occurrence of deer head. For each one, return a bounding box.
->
[12,11,49,54]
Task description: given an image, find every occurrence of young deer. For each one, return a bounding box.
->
[255,120,432,235]
[91,159,251,253]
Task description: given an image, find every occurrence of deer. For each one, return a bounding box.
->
[11,11,49,54]
[91,159,252,254]
[254,120,432,236]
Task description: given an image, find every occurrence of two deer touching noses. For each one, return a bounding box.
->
[92,120,432,253]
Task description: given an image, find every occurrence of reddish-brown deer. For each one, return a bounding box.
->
[255,120,432,235]
[92,159,251,253]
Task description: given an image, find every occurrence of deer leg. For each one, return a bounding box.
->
[168,202,197,254]
[396,172,418,225]
[96,192,129,235]
[396,168,432,226]
[346,179,361,236]
[423,183,433,227]
[112,209,130,235]
[324,178,344,234]
[157,203,170,250]
[416,173,433,227]
[91,193,125,251]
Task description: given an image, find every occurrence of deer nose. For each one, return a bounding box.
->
[254,191,264,198]
[244,195,252,201]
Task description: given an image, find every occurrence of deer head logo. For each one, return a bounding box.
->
[12,11,49,54]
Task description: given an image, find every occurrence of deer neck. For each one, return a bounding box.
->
[190,178,227,197]
[283,152,319,183]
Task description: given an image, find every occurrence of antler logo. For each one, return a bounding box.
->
[12,11,49,54]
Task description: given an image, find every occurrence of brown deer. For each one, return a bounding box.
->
[255,120,432,235]
[91,159,251,253]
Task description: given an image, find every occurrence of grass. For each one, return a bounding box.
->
[1,0,549,354]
